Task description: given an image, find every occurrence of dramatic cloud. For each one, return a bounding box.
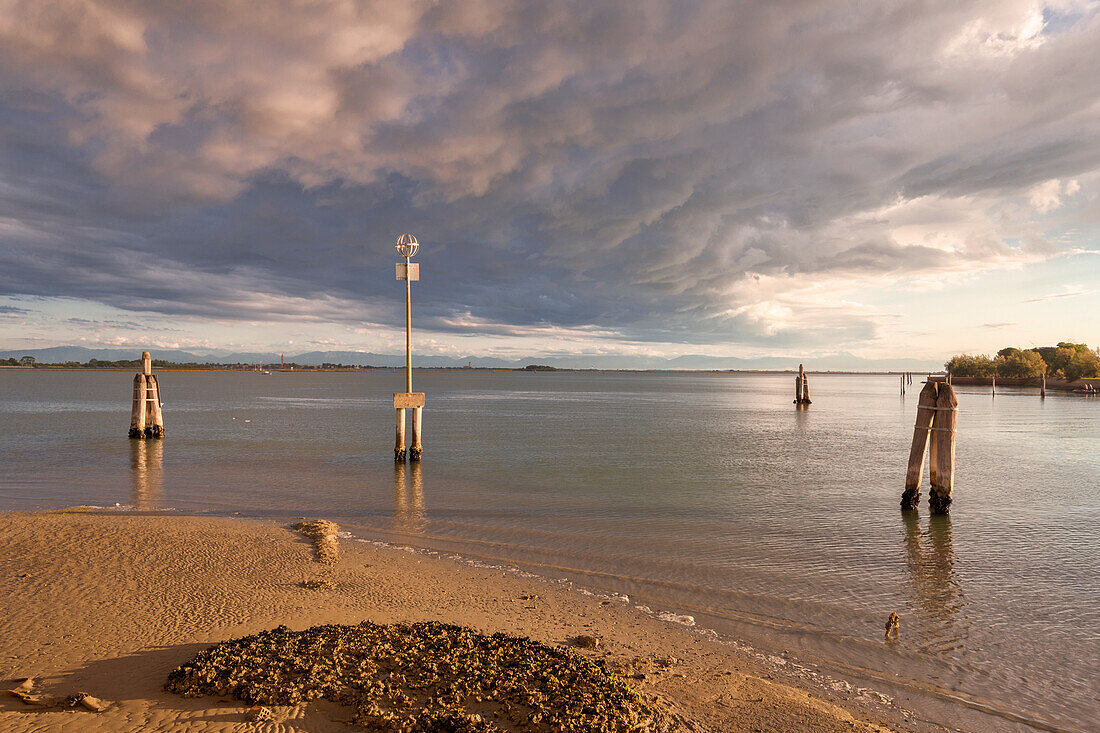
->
[1,0,1098,357]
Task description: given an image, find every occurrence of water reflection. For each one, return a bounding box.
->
[391,461,425,534]
[901,512,967,654]
[129,439,163,509]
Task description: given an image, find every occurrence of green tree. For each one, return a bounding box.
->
[945,354,995,377]
[995,350,1046,378]
[19,355,35,365]
[1063,349,1100,381]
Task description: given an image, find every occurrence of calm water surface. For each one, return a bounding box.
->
[1,370,1097,732]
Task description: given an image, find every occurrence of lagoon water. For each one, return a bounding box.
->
[1,369,1097,731]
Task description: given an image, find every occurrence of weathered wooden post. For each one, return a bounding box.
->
[393,234,425,461]
[900,374,906,396]
[793,364,811,404]
[129,373,147,438]
[128,351,164,439]
[991,376,995,398]
[928,382,958,514]
[1040,372,1046,399]
[901,380,938,510]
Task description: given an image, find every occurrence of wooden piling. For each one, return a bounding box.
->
[1041,373,1046,399]
[928,382,958,515]
[146,374,165,437]
[409,406,423,461]
[128,373,147,438]
[902,380,939,510]
[129,351,164,439]
[991,376,995,398]
[395,408,407,462]
[900,374,906,396]
[793,364,812,404]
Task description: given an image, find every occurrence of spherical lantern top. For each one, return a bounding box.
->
[395,233,419,258]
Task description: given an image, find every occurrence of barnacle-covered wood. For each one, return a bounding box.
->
[292,520,340,564]
[165,621,668,732]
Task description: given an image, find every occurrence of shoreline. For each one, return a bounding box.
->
[0,510,915,732]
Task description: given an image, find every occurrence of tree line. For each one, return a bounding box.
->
[945,342,1100,380]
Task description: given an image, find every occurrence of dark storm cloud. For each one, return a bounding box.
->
[1,0,1097,349]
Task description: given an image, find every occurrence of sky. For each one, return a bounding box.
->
[1,0,1098,366]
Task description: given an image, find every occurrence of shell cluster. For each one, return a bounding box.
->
[165,621,668,732]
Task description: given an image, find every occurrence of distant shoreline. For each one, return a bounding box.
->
[0,364,926,375]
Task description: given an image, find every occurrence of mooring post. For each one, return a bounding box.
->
[794,364,811,404]
[929,382,958,514]
[129,373,147,438]
[1041,373,1046,399]
[991,376,995,398]
[901,374,906,396]
[902,380,939,510]
[129,351,164,439]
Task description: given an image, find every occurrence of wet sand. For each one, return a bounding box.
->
[0,512,915,731]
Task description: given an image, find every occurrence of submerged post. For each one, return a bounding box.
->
[393,234,425,461]
[793,364,811,405]
[901,380,938,510]
[928,382,958,514]
[128,351,164,439]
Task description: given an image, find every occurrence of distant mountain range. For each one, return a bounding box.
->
[1,345,943,372]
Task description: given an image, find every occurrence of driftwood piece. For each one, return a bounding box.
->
[902,381,939,510]
[929,382,958,515]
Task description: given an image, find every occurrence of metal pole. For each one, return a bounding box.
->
[405,255,412,393]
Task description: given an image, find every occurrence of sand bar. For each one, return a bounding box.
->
[0,511,914,731]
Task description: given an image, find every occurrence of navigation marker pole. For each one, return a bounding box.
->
[394,234,425,462]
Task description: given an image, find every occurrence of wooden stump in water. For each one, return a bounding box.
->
[902,381,939,510]
[929,382,958,515]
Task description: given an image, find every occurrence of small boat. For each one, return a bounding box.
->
[1072,387,1097,394]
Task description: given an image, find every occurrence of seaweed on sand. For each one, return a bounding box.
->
[166,621,668,732]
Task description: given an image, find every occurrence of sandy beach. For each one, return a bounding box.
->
[0,511,916,731]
